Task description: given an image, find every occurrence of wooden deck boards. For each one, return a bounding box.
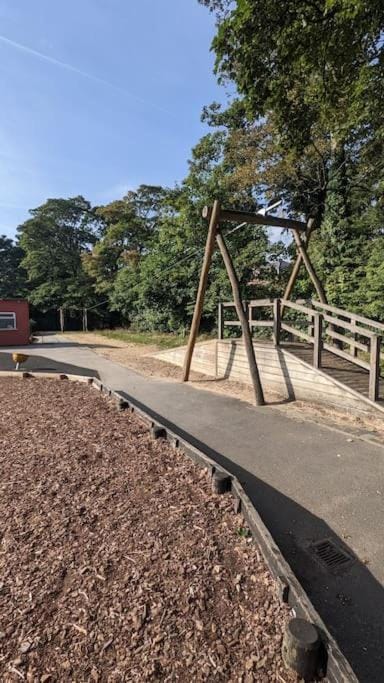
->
[283,343,384,403]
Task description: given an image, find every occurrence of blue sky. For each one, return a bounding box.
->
[0,0,225,239]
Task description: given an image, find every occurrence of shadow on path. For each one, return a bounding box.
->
[120,389,384,683]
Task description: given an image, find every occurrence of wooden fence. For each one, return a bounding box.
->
[218,298,383,402]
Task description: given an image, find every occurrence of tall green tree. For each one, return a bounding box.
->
[18,196,100,311]
[83,185,166,296]
[0,235,27,299]
[111,131,286,331]
[202,0,384,151]
[200,0,384,310]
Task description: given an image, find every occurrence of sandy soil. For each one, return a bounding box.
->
[63,333,285,402]
[65,332,384,443]
[0,377,295,682]
[64,332,195,382]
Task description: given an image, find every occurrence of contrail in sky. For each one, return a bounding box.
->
[0,34,171,115]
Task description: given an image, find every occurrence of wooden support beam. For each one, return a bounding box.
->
[283,253,303,304]
[59,307,65,333]
[182,200,221,382]
[202,206,307,232]
[216,230,265,406]
[282,218,315,314]
[291,229,327,304]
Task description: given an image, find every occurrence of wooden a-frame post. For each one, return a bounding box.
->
[183,201,325,408]
[283,217,327,305]
[182,200,221,382]
[216,229,265,406]
[183,200,265,406]
[291,229,327,303]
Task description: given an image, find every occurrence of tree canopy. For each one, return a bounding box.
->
[4,2,384,330]
[198,0,384,311]
[0,236,26,299]
[18,196,100,311]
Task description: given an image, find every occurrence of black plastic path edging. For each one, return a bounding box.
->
[88,377,357,682]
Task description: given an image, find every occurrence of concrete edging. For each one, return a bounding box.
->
[0,370,92,383]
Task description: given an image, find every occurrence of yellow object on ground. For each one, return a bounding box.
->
[12,353,29,370]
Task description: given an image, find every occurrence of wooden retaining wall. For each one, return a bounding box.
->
[217,340,377,413]
[155,340,217,377]
[154,339,378,415]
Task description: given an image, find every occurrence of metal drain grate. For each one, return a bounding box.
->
[311,539,354,572]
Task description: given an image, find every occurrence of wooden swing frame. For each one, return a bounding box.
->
[182,200,327,406]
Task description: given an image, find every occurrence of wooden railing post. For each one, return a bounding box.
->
[369,335,381,402]
[351,316,358,358]
[313,313,323,369]
[307,301,314,339]
[243,301,250,337]
[273,298,281,346]
[217,302,223,340]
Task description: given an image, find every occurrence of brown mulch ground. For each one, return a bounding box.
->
[0,377,295,683]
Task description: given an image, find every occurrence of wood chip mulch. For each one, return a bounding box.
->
[0,377,296,682]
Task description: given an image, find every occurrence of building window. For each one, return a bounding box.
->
[0,312,16,330]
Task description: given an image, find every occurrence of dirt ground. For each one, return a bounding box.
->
[0,377,296,682]
[64,332,214,384]
[65,332,384,443]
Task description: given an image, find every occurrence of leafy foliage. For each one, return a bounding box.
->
[199,0,384,312]
[83,185,165,296]
[108,130,286,332]
[4,2,384,331]
[0,236,27,299]
[18,196,100,311]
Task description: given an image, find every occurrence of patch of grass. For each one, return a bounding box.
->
[96,328,214,350]
[237,527,251,539]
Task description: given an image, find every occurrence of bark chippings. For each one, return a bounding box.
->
[0,378,295,682]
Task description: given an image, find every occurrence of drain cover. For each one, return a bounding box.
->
[311,539,354,572]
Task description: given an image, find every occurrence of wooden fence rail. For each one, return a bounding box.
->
[218,298,383,402]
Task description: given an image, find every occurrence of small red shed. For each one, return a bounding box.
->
[0,299,30,346]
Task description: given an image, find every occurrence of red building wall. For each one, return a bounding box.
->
[0,300,30,346]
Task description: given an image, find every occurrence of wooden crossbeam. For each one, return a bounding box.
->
[202,206,308,232]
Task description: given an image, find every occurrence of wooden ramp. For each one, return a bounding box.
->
[154,298,384,416]
[285,343,384,404]
[216,297,384,413]
[154,338,384,415]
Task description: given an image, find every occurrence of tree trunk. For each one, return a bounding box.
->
[59,307,65,333]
